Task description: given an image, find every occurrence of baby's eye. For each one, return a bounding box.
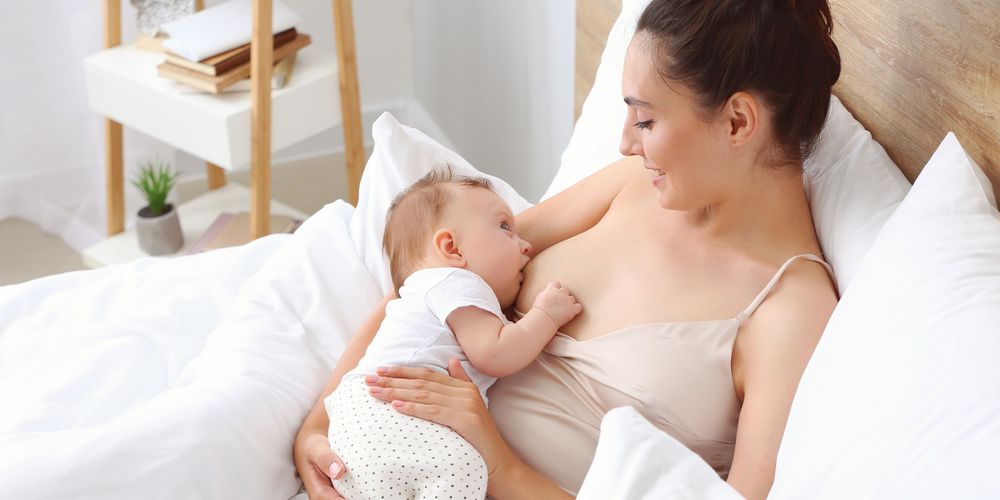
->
[634,120,653,130]
[500,221,510,231]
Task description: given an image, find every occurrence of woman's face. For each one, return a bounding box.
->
[619,36,736,211]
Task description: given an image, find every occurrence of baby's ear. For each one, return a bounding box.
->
[432,228,465,267]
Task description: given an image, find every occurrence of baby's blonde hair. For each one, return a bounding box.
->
[383,165,494,292]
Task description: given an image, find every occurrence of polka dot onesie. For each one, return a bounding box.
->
[325,376,488,500]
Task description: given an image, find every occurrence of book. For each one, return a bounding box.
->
[164,28,297,76]
[161,0,301,62]
[187,211,302,255]
[156,33,311,93]
[167,54,296,94]
[271,52,297,89]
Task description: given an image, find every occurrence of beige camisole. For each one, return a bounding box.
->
[488,254,834,494]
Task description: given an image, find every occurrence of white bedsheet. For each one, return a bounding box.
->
[0,200,381,499]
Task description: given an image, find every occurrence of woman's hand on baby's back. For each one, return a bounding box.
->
[532,281,583,327]
[365,361,518,486]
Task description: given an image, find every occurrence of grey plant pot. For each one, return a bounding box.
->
[136,204,184,255]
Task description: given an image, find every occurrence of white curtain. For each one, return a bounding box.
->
[0,1,176,253]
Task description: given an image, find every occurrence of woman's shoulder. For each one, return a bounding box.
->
[731,256,838,398]
[743,254,837,335]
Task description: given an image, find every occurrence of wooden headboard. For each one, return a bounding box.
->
[575,0,1000,199]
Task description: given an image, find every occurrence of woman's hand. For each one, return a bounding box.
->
[364,359,517,481]
[293,430,348,500]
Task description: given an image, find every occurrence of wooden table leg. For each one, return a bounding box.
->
[333,0,364,205]
[105,119,124,236]
[250,0,273,239]
[206,162,227,190]
[103,0,123,236]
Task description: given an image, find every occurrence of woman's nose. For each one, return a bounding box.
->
[620,122,642,157]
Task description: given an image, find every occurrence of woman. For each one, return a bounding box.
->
[294,0,841,498]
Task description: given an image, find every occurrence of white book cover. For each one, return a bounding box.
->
[161,0,300,61]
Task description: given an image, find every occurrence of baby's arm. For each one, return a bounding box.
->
[449,282,582,378]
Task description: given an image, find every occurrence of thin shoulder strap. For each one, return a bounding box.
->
[734,254,835,324]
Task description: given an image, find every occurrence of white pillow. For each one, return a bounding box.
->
[770,133,1000,499]
[803,96,911,293]
[548,0,911,295]
[350,112,533,297]
[577,407,742,500]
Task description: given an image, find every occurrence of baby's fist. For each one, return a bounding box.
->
[533,281,583,327]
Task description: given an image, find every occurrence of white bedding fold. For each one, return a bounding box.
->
[0,201,381,499]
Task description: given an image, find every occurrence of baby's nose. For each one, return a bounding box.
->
[520,238,532,255]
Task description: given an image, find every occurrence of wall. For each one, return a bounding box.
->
[410,0,576,201]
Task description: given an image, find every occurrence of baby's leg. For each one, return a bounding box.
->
[325,376,488,500]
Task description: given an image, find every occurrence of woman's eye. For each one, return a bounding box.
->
[634,120,653,130]
[500,222,510,231]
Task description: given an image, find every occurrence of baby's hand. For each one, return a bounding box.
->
[532,281,583,327]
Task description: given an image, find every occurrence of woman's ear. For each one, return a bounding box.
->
[724,91,759,147]
[432,228,465,267]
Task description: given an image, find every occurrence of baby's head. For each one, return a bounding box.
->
[383,167,531,307]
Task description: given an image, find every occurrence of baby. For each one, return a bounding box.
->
[324,168,582,500]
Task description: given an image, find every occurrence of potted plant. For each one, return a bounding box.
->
[132,157,183,255]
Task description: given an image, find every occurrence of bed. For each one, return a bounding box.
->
[1,0,998,498]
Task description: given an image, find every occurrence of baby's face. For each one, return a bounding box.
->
[447,188,531,308]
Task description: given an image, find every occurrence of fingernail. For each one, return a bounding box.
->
[376,367,388,375]
[329,462,342,477]
[369,386,382,394]
[364,375,378,384]
[392,400,403,408]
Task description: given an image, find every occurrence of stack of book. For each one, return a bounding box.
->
[157,28,311,93]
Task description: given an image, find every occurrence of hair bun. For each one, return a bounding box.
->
[785,0,841,86]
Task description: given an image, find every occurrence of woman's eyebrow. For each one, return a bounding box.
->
[624,96,654,109]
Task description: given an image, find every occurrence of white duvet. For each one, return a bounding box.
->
[0,201,383,499]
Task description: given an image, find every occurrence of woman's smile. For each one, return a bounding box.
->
[645,164,666,186]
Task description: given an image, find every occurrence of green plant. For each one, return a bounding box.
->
[131,157,178,217]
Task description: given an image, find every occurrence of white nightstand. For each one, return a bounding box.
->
[84,0,364,267]
[84,44,342,170]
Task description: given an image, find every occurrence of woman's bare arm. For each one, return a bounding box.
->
[293,293,393,499]
[727,263,837,500]
[517,156,641,256]
[488,455,574,500]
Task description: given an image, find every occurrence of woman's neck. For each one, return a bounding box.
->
[683,167,818,258]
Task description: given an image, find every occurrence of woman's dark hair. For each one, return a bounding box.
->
[636,0,841,165]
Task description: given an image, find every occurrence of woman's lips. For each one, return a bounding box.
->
[651,171,665,187]
[645,165,665,187]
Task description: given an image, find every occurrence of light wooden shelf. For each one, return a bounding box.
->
[81,183,307,268]
[84,45,340,170]
[93,0,363,242]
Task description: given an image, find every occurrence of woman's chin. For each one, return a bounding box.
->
[655,190,684,210]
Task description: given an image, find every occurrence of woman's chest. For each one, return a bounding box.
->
[489,328,742,491]
[515,190,769,340]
